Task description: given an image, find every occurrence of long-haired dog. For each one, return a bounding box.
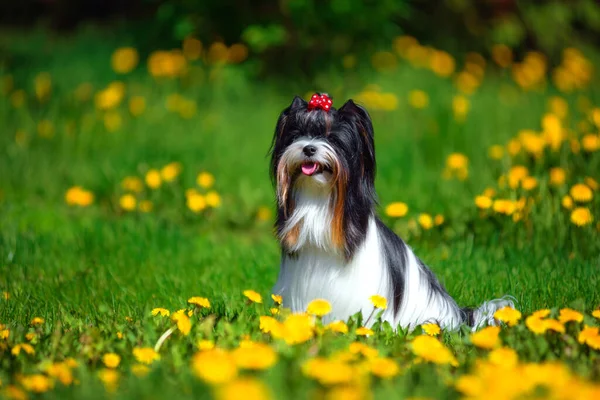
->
[270,93,513,330]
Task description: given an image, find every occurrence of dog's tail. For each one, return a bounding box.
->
[462,296,516,331]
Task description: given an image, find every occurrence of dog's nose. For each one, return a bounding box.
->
[303,145,317,157]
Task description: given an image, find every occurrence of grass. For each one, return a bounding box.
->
[1,27,600,399]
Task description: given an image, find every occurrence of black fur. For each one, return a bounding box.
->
[375,218,407,314]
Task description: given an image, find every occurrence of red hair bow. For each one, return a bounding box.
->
[308,93,333,111]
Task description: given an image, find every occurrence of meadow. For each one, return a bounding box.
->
[1,27,600,399]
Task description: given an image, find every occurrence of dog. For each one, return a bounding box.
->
[269,93,513,330]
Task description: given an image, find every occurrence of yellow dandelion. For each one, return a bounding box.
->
[151,307,170,317]
[231,342,278,370]
[30,317,44,326]
[446,153,468,170]
[562,195,573,209]
[585,177,599,190]
[197,172,215,188]
[46,362,73,385]
[102,353,121,369]
[98,368,119,392]
[592,309,600,319]
[133,347,160,365]
[270,308,279,315]
[197,340,215,351]
[578,326,599,346]
[128,96,146,116]
[160,162,182,182]
[544,319,565,333]
[421,323,441,336]
[205,191,222,207]
[368,357,400,378]
[21,374,53,393]
[434,214,444,226]
[111,47,139,74]
[139,200,152,213]
[411,335,458,366]
[475,195,493,210]
[306,299,332,316]
[385,202,408,217]
[570,184,593,202]
[119,194,136,211]
[192,349,237,384]
[326,320,349,334]
[131,364,150,377]
[271,294,282,305]
[95,81,125,110]
[216,378,271,400]
[521,176,538,191]
[558,308,583,324]
[493,199,515,215]
[121,176,143,192]
[549,167,566,186]
[2,328,11,339]
[187,193,207,213]
[570,207,593,227]
[488,347,518,367]
[188,297,211,308]
[356,327,374,336]
[494,306,522,327]
[11,343,35,356]
[488,145,504,160]
[470,326,501,349]
[369,295,387,310]
[452,95,469,121]
[418,213,433,230]
[25,333,35,341]
[172,311,192,336]
[408,90,429,109]
[302,357,354,385]
[581,134,600,152]
[243,290,262,303]
[271,314,315,345]
[145,169,162,189]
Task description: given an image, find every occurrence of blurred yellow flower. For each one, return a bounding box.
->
[145,169,162,189]
[562,195,573,209]
[129,96,146,116]
[549,167,566,186]
[103,353,121,369]
[216,378,271,400]
[95,81,125,110]
[271,314,315,345]
[408,90,429,109]
[368,357,400,378]
[98,368,119,392]
[197,172,215,188]
[570,184,593,202]
[475,195,493,210]
[493,199,515,215]
[243,290,262,304]
[430,50,455,77]
[585,177,599,190]
[422,323,441,336]
[21,374,53,393]
[270,307,279,315]
[256,206,272,222]
[592,309,600,319]
[103,111,122,132]
[446,152,468,170]
[131,364,150,377]
[494,307,522,327]
[488,347,518,368]
[547,96,568,119]
[488,145,504,160]
[148,50,188,78]
[151,308,170,317]
[46,362,73,385]
[581,134,600,152]
[206,191,222,207]
[133,347,160,365]
[197,340,215,351]
[161,162,182,182]
[65,186,94,207]
[491,44,513,68]
[30,317,44,326]
[521,176,538,191]
[182,37,203,60]
[470,326,501,349]
[434,214,444,226]
[188,297,210,308]
[119,194,136,211]
[507,139,521,156]
[578,326,599,345]
[192,349,237,384]
[570,207,593,227]
[369,295,387,310]
[455,71,480,95]
[349,342,378,359]
[411,335,458,366]
[11,343,34,356]
[326,320,349,334]
[307,299,332,316]
[418,213,433,230]
[452,95,469,122]
[271,294,282,305]
[544,319,565,333]
[37,119,54,138]
[187,193,207,213]
[121,176,143,192]
[111,47,139,74]
[207,42,229,65]
[385,202,408,217]
[172,310,192,336]
[558,308,583,324]
[356,327,374,336]
[139,200,152,213]
[232,342,277,370]
[25,332,35,341]
[34,72,52,101]
[302,357,353,385]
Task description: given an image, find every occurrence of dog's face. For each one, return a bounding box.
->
[270,95,377,257]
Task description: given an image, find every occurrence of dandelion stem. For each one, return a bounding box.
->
[154,326,176,353]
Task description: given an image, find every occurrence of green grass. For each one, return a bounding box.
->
[1,27,600,399]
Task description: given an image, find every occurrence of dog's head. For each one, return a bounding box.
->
[270,94,377,257]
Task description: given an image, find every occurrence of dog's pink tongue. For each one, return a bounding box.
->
[301,162,318,176]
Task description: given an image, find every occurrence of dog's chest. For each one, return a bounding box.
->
[275,219,390,323]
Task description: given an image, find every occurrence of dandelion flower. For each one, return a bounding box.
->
[243,290,262,304]
[192,349,237,384]
[187,193,207,213]
[121,176,143,192]
[368,357,400,378]
[30,317,44,326]
[172,310,192,336]
[488,347,518,367]
[493,199,515,215]
[408,90,429,109]
[326,320,349,334]
[21,374,53,393]
[446,153,468,170]
[592,310,600,319]
[119,194,136,211]
[385,202,408,217]
[131,364,150,377]
[585,177,599,190]
[197,172,215,188]
[418,213,433,230]
[128,96,146,116]
[11,343,35,356]
[145,169,162,189]
[494,306,522,327]
[356,327,374,336]
[151,308,170,317]
[103,353,121,369]
[306,299,332,316]
[369,295,387,310]
[421,323,441,336]
[46,362,73,385]
[570,184,593,202]
[521,176,538,191]
[475,195,493,209]
[581,134,600,152]
[562,195,573,209]
[271,294,282,305]
[259,316,280,334]
[558,308,583,324]
[544,319,565,333]
[160,162,182,182]
[231,342,278,370]
[411,336,458,366]
[111,47,139,74]
[470,326,501,349]
[434,214,444,226]
[133,347,160,365]
[277,314,314,345]
[216,378,271,400]
[302,358,354,385]
[349,342,379,358]
[570,207,593,226]
[25,333,35,341]
[488,145,504,160]
[577,326,599,345]
[98,369,119,392]
[549,167,566,186]
[188,297,210,308]
[270,308,279,315]
[205,191,222,207]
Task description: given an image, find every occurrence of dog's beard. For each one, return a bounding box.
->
[276,139,348,251]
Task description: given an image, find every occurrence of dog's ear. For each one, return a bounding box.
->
[289,95,307,110]
[338,99,374,138]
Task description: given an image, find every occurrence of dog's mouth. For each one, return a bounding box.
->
[301,162,320,176]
